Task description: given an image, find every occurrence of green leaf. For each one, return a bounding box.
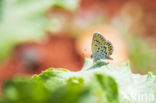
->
[1,59,156,103]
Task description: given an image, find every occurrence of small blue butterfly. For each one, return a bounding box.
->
[91,32,113,61]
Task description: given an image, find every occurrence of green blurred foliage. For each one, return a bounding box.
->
[127,36,156,74]
[0,0,79,61]
[1,59,156,103]
[0,60,119,103]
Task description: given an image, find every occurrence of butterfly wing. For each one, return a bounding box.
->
[91,32,114,61]
[91,32,107,60]
[106,40,113,55]
[105,40,113,60]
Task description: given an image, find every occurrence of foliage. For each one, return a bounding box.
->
[128,37,156,74]
[1,59,156,103]
[0,0,79,61]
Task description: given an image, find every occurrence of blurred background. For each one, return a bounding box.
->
[0,0,156,89]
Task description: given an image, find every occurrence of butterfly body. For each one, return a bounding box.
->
[91,32,113,61]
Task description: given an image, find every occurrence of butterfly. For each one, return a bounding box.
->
[91,32,114,61]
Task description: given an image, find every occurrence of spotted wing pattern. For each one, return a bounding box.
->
[91,32,113,61]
